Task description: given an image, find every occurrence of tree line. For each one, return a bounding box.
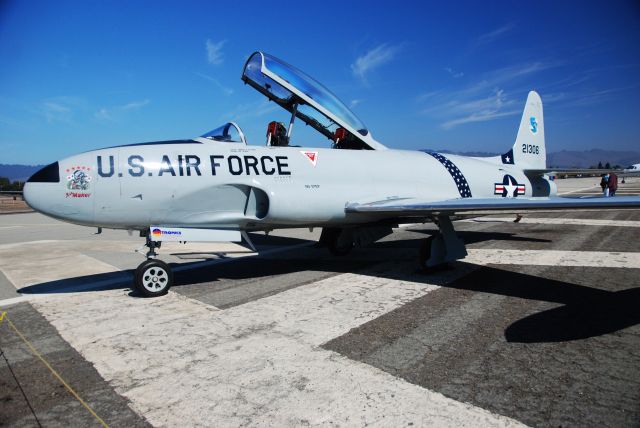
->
[0,177,25,191]
[591,162,622,169]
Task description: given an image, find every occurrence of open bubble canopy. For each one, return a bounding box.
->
[241,52,386,150]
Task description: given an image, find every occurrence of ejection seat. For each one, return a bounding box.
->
[333,127,366,150]
[266,121,289,146]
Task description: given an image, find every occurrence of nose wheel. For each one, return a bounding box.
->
[133,233,173,297]
[134,259,173,297]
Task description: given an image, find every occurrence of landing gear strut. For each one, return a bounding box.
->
[144,234,161,258]
[419,215,467,270]
[133,233,173,297]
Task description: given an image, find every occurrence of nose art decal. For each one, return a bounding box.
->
[65,166,92,198]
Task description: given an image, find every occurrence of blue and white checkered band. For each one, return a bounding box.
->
[427,152,473,198]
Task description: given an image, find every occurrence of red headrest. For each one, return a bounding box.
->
[334,127,347,141]
[267,121,279,136]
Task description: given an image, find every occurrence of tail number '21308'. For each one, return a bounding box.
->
[522,144,540,155]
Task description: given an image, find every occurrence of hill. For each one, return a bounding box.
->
[546,149,640,168]
[0,164,45,182]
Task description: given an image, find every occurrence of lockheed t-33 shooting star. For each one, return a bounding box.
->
[24,51,640,296]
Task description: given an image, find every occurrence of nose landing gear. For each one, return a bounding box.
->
[133,234,173,297]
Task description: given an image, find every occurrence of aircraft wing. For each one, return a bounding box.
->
[525,168,640,177]
[345,196,640,216]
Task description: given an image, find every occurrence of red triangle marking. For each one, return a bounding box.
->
[301,151,318,166]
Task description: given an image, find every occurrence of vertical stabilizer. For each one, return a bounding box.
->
[500,91,546,169]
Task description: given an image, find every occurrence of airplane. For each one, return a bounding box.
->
[24,51,640,297]
[619,164,640,183]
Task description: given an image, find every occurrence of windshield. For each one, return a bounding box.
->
[200,122,246,143]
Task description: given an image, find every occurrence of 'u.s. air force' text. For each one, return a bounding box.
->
[96,155,291,178]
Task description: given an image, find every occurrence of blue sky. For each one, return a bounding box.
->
[1,0,639,164]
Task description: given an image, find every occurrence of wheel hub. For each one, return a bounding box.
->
[142,267,168,292]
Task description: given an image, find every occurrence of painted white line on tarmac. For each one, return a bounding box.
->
[0,239,59,251]
[466,249,640,268]
[0,296,28,307]
[0,245,121,289]
[558,185,601,195]
[0,223,68,227]
[398,222,427,228]
[464,217,640,227]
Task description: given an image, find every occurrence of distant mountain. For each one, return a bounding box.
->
[426,149,640,169]
[546,149,640,168]
[0,164,44,182]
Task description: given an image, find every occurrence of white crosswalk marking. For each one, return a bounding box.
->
[466,249,640,268]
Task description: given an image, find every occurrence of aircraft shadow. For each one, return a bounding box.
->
[16,235,637,342]
[17,231,540,295]
[377,230,551,247]
[442,265,640,343]
[17,234,312,295]
[17,270,132,294]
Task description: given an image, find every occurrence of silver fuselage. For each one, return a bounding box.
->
[23,140,554,231]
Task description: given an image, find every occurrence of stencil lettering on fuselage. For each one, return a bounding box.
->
[97,154,292,178]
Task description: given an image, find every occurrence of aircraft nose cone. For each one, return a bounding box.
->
[23,162,60,214]
[24,161,95,225]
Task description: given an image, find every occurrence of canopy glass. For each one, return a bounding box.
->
[241,52,387,150]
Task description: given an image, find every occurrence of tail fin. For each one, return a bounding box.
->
[500,91,546,170]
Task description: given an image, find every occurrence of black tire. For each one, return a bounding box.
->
[419,236,434,268]
[321,227,354,256]
[134,259,173,297]
[328,235,354,256]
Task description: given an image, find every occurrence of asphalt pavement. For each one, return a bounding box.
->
[0,177,639,427]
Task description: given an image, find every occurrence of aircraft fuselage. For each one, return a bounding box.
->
[24,139,553,231]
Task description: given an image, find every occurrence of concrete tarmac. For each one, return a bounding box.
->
[0,177,639,427]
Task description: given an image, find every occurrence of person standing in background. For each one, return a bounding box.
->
[600,174,610,197]
[608,172,618,196]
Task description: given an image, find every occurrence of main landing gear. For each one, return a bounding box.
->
[418,215,467,270]
[319,227,355,256]
[133,234,174,297]
[320,218,467,270]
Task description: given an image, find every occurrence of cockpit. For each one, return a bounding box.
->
[200,122,246,144]
[198,52,386,150]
